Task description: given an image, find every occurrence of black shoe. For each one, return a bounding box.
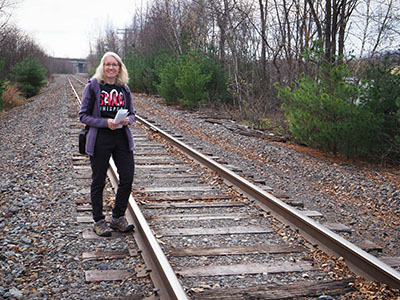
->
[110,216,134,232]
[93,219,112,237]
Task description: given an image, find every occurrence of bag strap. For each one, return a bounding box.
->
[84,84,96,131]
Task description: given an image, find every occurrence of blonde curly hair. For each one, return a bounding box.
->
[94,51,129,86]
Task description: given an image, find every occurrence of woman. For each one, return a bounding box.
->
[79,52,135,237]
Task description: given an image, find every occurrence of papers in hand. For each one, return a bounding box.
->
[114,109,128,128]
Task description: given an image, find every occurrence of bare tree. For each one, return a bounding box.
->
[135,0,186,55]
[0,0,23,44]
[258,0,268,84]
[104,25,120,54]
[0,0,20,31]
[351,0,400,57]
[214,0,255,111]
[0,24,48,79]
[209,0,230,63]
[91,0,400,120]
[163,0,184,55]
[306,0,358,61]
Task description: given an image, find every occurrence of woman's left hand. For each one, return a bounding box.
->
[119,117,130,126]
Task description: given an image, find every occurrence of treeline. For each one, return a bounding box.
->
[1,0,399,163]
[0,2,76,111]
[0,23,46,109]
[87,0,400,163]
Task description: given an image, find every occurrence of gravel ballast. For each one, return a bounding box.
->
[0,74,399,299]
[133,93,400,259]
[0,75,154,299]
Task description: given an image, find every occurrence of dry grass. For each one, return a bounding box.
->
[1,81,25,110]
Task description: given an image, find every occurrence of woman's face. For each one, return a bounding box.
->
[103,55,120,84]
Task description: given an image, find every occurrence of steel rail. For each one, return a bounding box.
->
[107,160,188,300]
[68,77,82,106]
[67,77,188,300]
[136,114,400,289]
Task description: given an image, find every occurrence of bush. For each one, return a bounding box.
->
[155,50,227,109]
[0,81,25,110]
[277,70,370,156]
[198,52,229,103]
[11,56,47,98]
[155,54,182,106]
[125,52,158,94]
[275,43,382,158]
[0,81,5,111]
[358,57,400,162]
[175,52,212,109]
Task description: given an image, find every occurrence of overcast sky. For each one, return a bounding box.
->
[11,0,149,58]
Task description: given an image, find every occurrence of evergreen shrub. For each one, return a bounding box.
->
[175,52,212,109]
[11,56,46,98]
[125,52,158,94]
[155,53,182,106]
[155,50,227,109]
[275,43,379,158]
[199,52,228,104]
[358,58,400,162]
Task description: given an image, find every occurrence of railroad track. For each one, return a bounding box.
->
[67,75,400,299]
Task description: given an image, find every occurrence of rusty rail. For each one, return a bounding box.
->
[68,77,188,300]
[136,114,400,289]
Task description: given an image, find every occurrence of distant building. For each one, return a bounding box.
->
[68,58,88,73]
[46,57,88,74]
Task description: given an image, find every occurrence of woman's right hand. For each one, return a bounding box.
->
[107,119,119,130]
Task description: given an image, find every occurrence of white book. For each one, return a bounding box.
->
[114,109,128,128]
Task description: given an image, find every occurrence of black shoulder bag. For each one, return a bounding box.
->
[78,125,89,155]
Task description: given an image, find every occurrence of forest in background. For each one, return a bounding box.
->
[87,0,399,109]
[1,0,400,163]
[87,0,400,163]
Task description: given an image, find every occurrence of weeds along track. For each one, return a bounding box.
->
[68,75,400,299]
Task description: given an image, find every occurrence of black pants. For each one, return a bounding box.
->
[90,129,134,222]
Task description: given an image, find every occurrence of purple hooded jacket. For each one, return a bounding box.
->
[78,78,135,156]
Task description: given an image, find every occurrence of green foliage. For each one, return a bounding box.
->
[155,53,182,106]
[175,52,212,109]
[277,43,400,163]
[276,43,379,158]
[155,50,227,109]
[358,58,400,161]
[125,52,158,94]
[254,118,272,130]
[124,48,228,109]
[201,53,229,103]
[11,56,47,98]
